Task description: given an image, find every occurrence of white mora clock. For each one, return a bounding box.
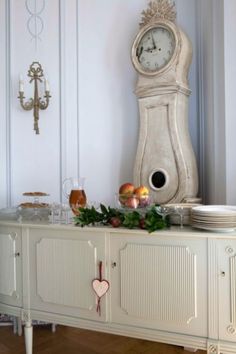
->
[132,0,198,204]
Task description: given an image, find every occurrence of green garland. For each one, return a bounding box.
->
[74,204,169,233]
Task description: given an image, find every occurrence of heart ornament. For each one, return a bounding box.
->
[92,279,109,298]
[92,261,110,316]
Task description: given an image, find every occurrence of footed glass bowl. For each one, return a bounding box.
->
[116,193,151,210]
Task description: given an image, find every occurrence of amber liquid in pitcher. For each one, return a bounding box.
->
[69,189,87,215]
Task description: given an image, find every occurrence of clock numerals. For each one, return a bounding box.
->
[136,26,175,72]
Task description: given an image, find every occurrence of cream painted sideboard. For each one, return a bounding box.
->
[0,221,236,354]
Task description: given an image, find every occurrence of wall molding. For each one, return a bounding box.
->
[6,0,12,207]
[76,0,80,179]
[25,0,45,50]
[59,0,65,202]
[59,0,79,203]
[195,0,205,203]
[196,0,226,204]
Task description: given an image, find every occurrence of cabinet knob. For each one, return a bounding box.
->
[14,252,20,257]
[220,271,226,277]
[111,262,117,268]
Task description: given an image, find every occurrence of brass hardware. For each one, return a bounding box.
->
[111,262,117,268]
[18,62,51,134]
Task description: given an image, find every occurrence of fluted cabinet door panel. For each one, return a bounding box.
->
[29,229,107,321]
[110,234,207,337]
[0,226,22,307]
[218,240,236,342]
[120,244,196,323]
[36,238,96,309]
[0,233,16,296]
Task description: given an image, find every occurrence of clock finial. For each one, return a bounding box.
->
[140,0,176,28]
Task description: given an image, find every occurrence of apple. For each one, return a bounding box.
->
[134,185,149,197]
[125,196,139,209]
[118,194,128,206]
[119,183,135,205]
[139,195,150,207]
[119,183,135,195]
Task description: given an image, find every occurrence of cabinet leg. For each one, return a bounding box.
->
[24,321,33,354]
[13,317,17,334]
[184,348,197,352]
[17,317,23,336]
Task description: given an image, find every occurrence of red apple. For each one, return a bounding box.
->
[118,194,128,206]
[119,183,135,195]
[125,196,139,209]
[139,195,150,207]
[134,185,149,197]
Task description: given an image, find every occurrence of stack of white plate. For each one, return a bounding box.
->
[191,205,236,232]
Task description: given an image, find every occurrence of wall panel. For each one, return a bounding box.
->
[1,0,78,207]
[0,0,198,208]
[0,0,9,208]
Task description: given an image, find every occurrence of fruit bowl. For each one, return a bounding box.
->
[116,193,151,209]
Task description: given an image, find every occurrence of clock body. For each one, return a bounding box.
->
[132,19,198,204]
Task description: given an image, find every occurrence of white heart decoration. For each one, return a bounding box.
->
[92,279,109,298]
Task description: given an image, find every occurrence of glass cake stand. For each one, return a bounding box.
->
[20,193,50,222]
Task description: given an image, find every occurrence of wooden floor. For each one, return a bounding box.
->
[0,325,207,354]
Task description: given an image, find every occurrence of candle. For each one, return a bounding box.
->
[19,75,24,92]
[44,78,50,92]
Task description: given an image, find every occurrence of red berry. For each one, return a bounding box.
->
[139,218,146,229]
[110,217,121,228]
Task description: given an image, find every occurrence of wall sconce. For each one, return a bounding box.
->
[18,62,51,134]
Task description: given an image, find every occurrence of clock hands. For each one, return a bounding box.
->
[151,33,157,50]
[143,34,158,53]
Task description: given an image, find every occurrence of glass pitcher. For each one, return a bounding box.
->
[62,177,87,215]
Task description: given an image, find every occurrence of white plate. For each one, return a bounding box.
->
[192,224,236,232]
[0,207,18,215]
[192,205,236,215]
[191,215,236,221]
[191,218,236,225]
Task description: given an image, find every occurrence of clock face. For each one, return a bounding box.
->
[136,26,176,72]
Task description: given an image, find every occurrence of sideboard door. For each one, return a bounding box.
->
[218,239,236,342]
[28,228,108,321]
[110,232,207,337]
[0,226,22,307]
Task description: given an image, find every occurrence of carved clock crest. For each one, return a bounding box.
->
[132,0,198,204]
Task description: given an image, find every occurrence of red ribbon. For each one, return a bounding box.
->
[92,261,109,316]
[96,261,103,315]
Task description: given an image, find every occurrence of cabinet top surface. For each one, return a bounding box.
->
[0,220,236,239]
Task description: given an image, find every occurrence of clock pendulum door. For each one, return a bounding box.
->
[131,0,198,204]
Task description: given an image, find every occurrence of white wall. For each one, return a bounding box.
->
[198,0,236,205]
[224,0,236,204]
[0,0,79,208]
[77,0,199,205]
[0,0,199,208]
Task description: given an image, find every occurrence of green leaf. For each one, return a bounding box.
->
[74,204,168,233]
